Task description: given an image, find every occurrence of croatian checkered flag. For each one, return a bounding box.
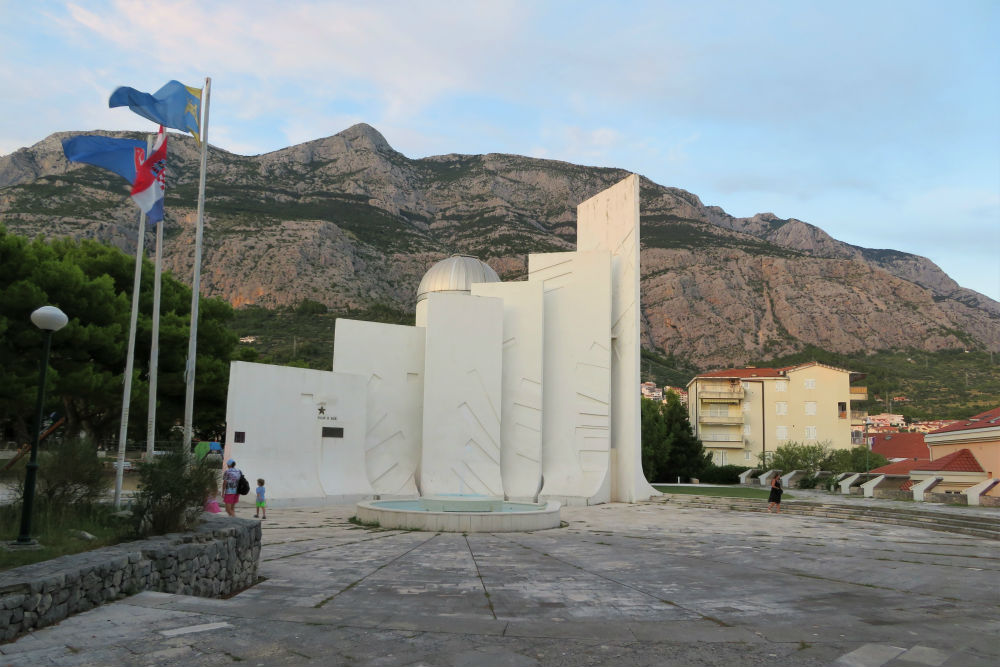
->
[130,126,167,223]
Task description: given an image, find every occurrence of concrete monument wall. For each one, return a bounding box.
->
[576,174,657,502]
[420,292,504,496]
[472,281,545,501]
[528,250,613,505]
[332,319,424,496]
[225,362,370,503]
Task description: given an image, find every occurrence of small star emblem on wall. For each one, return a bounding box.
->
[317,406,326,415]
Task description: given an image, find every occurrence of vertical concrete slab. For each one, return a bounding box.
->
[860,474,885,498]
[472,281,545,501]
[576,174,657,502]
[529,250,612,505]
[224,361,371,502]
[911,476,943,502]
[421,292,504,496]
[333,319,424,496]
[838,473,860,494]
[964,478,1000,506]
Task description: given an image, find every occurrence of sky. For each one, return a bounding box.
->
[2,0,998,301]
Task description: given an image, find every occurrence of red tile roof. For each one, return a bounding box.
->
[871,432,929,460]
[695,367,783,378]
[917,448,985,473]
[870,458,931,475]
[927,407,1000,435]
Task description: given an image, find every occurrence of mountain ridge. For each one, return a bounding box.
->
[1,123,997,367]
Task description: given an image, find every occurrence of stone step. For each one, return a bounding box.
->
[688,502,1000,532]
[657,495,1000,540]
[673,497,1000,528]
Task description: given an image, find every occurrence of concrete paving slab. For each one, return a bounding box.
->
[0,499,997,666]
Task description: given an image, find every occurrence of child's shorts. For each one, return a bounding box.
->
[256,501,266,509]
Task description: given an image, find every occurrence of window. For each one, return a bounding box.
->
[719,452,727,465]
[805,401,817,415]
[743,424,751,435]
[233,431,245,443]
[744,451,752,461]
[804,378,816,389]
[742,402,751,413]
[706,404,728,417]
[805,426,817,440]
[838,401,847,418]
[776,402,788,415]
[776,426,788,440]
[742,382,750,390]
[775,381,787,392]
[322,427,344,438]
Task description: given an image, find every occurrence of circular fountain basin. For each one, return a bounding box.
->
[356,496,561,532]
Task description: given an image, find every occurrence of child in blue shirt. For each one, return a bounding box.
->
[255,478,267,520]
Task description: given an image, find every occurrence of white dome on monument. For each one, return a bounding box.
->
[416,255,500,304]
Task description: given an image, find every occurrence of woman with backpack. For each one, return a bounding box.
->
[222,459,245,517]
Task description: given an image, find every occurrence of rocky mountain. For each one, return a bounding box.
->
[1,123,998,368]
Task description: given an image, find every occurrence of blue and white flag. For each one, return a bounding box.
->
[109,80,202,143]
[62,135,145,183]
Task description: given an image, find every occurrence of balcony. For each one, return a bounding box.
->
[850,386,868,401]
[698,414,746,426]
[850,410,868,424]
[700,434,745,449]
[699,390,744,402]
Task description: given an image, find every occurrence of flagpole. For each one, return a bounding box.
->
[114,202,148,509]
[146,214,163,455]
[182,76,211,451]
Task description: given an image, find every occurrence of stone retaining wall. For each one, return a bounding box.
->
[923,492,968,506]
[0,515,260,642]
[873,489,913,501]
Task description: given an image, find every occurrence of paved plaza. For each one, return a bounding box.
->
[1,497,997,666]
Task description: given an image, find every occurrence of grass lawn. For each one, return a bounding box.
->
[0,503,136,572]
[653,485,793,500]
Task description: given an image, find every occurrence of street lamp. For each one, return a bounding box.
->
[15,306,68,545]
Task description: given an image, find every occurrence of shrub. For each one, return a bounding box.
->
[796,474,819,489]
[699,464,751,485]
[9,438,110,507]
[130,449,220,536]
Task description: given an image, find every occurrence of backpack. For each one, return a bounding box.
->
[237,473,250,495]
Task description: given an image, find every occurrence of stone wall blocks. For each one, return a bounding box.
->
[0,518,259,643]
[41,574,65,593]
[3,594,25,610]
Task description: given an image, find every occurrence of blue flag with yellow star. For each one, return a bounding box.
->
[109,80,202,143]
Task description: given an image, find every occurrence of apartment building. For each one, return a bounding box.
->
[640,382,663,401]
[686,362,867,466]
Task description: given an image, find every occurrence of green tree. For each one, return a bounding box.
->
[758,441,831,472]
[642,392,711,482]
[821,446,888,475]
[641,397,670,482]
[0,225,238,444]
[660,391,712,481]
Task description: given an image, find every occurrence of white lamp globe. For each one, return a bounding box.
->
[30,306,68,332]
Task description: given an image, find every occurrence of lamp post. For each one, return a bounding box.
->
[16,306,68,545]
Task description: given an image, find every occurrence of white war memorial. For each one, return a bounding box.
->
[223,175,658,522]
